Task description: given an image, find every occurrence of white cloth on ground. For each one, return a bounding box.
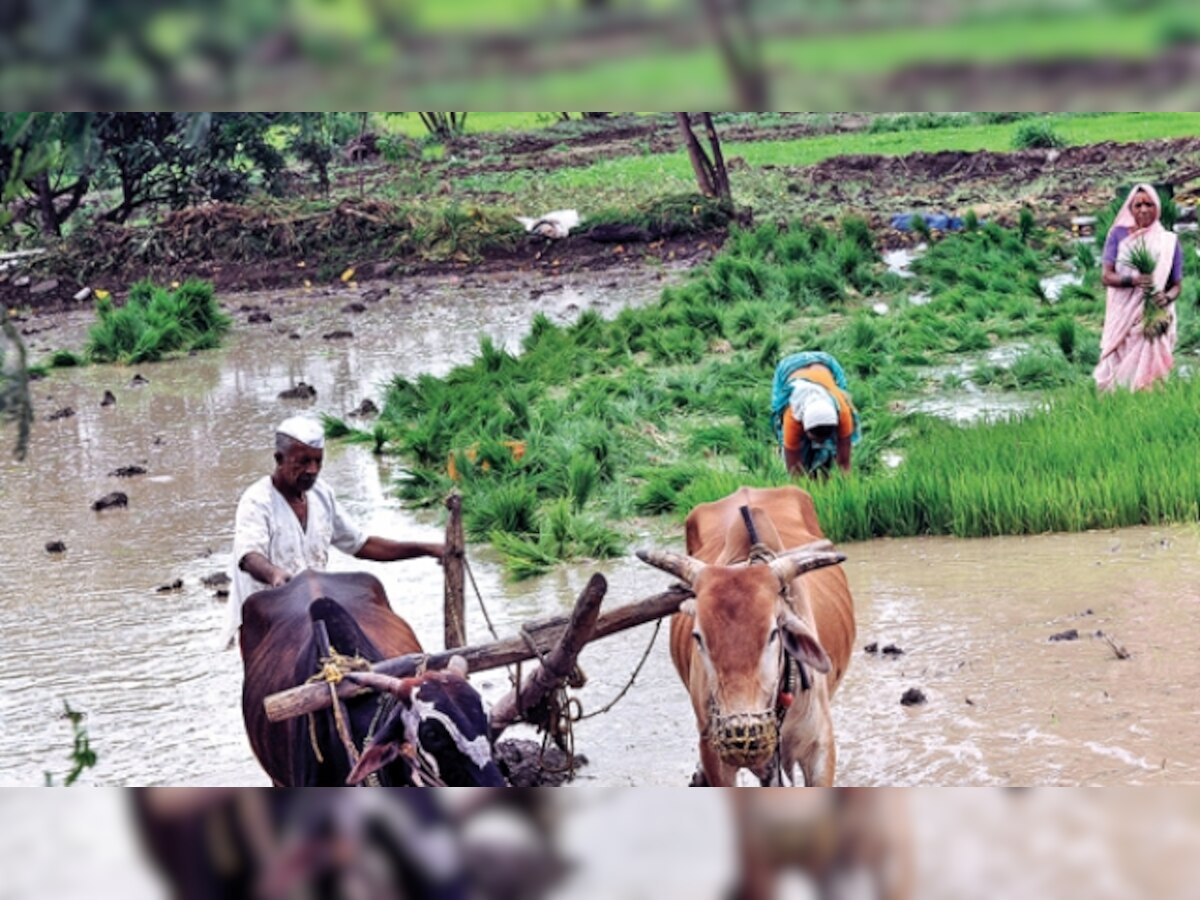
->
[220,476,366,649]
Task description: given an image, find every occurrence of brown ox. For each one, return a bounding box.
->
[731,789,913,900]
[638,486,855,786]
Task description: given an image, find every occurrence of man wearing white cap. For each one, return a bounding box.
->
[774,354,860,478]
[220,415,443,648]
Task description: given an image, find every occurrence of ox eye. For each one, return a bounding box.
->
[692,631,704,649]
[768,628,780,644]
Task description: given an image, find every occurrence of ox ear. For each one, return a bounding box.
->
[678,598,698,617]
[781,612,831,675]
[345,740,404,786]
[636,548,706,586]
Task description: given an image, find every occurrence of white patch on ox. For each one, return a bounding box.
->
[405,689,494,772]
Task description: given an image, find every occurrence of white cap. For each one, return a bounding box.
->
[277,415,325,449]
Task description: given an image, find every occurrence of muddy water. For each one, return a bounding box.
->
[4,270,1200,787]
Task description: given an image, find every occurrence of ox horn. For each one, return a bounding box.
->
[769,543,845,585]
[636,549,706,586]
[343,670,409,695]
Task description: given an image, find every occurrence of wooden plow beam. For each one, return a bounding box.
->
[263,578,693,726]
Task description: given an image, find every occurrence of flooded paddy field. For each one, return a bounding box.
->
[3,266,1199,788]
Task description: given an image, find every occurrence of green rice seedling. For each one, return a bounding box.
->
[910,215,932,242]
[489,530,559,581]
[1122,240,1171,338]
[737,440,781,477]
[49,350,83,368]
[1053,318,1078,362]
[756,333,782,371]
[687,423,746,457]
[964,209,979,232]
[1008,347,1076,390]
[464,480,539,540]
[566,454,600,512]
[840,217,876,255]
[633,462,707,515]
[1018,207,1036,243]
[945,321,993,355]
[1012,121,1065,150]
[321,414,353,439]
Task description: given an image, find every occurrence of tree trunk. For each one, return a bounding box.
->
[676,112,733,210]
[676,112,717,197]
[699,0,769,109]
[32,172,60,237]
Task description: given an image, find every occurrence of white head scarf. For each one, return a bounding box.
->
[789,383,838,431]
[277,415,325,449]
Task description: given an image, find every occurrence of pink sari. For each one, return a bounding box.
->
[1093,183,1179,392]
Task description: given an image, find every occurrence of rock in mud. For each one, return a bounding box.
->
[348,398,378,417]
[1049,628,1079,642]
[45,541,66,554]
[322,330,354,341]
[130,373,149,387]
[30,278,59,295]
[900,688,927,707]
[494,738,586,787]
[340,302,366,314]
[109,465,147,477]
[864,642,879,654]
[92,492,128,511]
[361,287,391,303]
[156,579,184,593]
[881,643,905,656]
[73,287,92,302]
[201,571,230,588]
[46,406,75,421]
[278,381,317,400]
[247,310,272,324]
[100,390,117,407]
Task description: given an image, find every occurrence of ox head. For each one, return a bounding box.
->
[638,542,842,772]
[344,657,506,788]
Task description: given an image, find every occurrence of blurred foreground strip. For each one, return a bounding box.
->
[2,1,1199,108]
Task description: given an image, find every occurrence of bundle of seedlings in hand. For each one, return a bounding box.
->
[1123,241,1170,339]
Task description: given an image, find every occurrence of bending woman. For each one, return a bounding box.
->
[1094,183,1184,392]
[771,351,860,478]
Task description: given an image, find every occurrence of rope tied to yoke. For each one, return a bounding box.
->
[304,645,374,776]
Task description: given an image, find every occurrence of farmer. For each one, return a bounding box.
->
[772,352,860,478]
[1094,183,1185,392]
[220,415,443,649]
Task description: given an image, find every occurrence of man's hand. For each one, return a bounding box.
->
[267,568,291,588]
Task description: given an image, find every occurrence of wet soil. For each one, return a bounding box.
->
[796,137,1200,247]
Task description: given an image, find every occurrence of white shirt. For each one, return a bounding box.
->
[220,476,367,649]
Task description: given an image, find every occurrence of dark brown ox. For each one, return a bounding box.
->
[240,569,504,787]
[638,486,855,786]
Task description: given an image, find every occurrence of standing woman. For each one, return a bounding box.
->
[1094,183,1185,391]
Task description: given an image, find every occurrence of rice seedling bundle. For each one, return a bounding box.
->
[1122,240,1171,338]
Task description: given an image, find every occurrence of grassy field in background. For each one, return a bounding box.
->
[441,113,1200,217]
[400,7,1192,107]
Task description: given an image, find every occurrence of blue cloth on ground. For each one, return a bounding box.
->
[890,213,966,232]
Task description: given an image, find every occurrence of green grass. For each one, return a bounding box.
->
[399,8,1194,107]
[453,113,1200,212]
[85,280,231,364]
[367,207,1200,575]
[802,379,1200,542]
